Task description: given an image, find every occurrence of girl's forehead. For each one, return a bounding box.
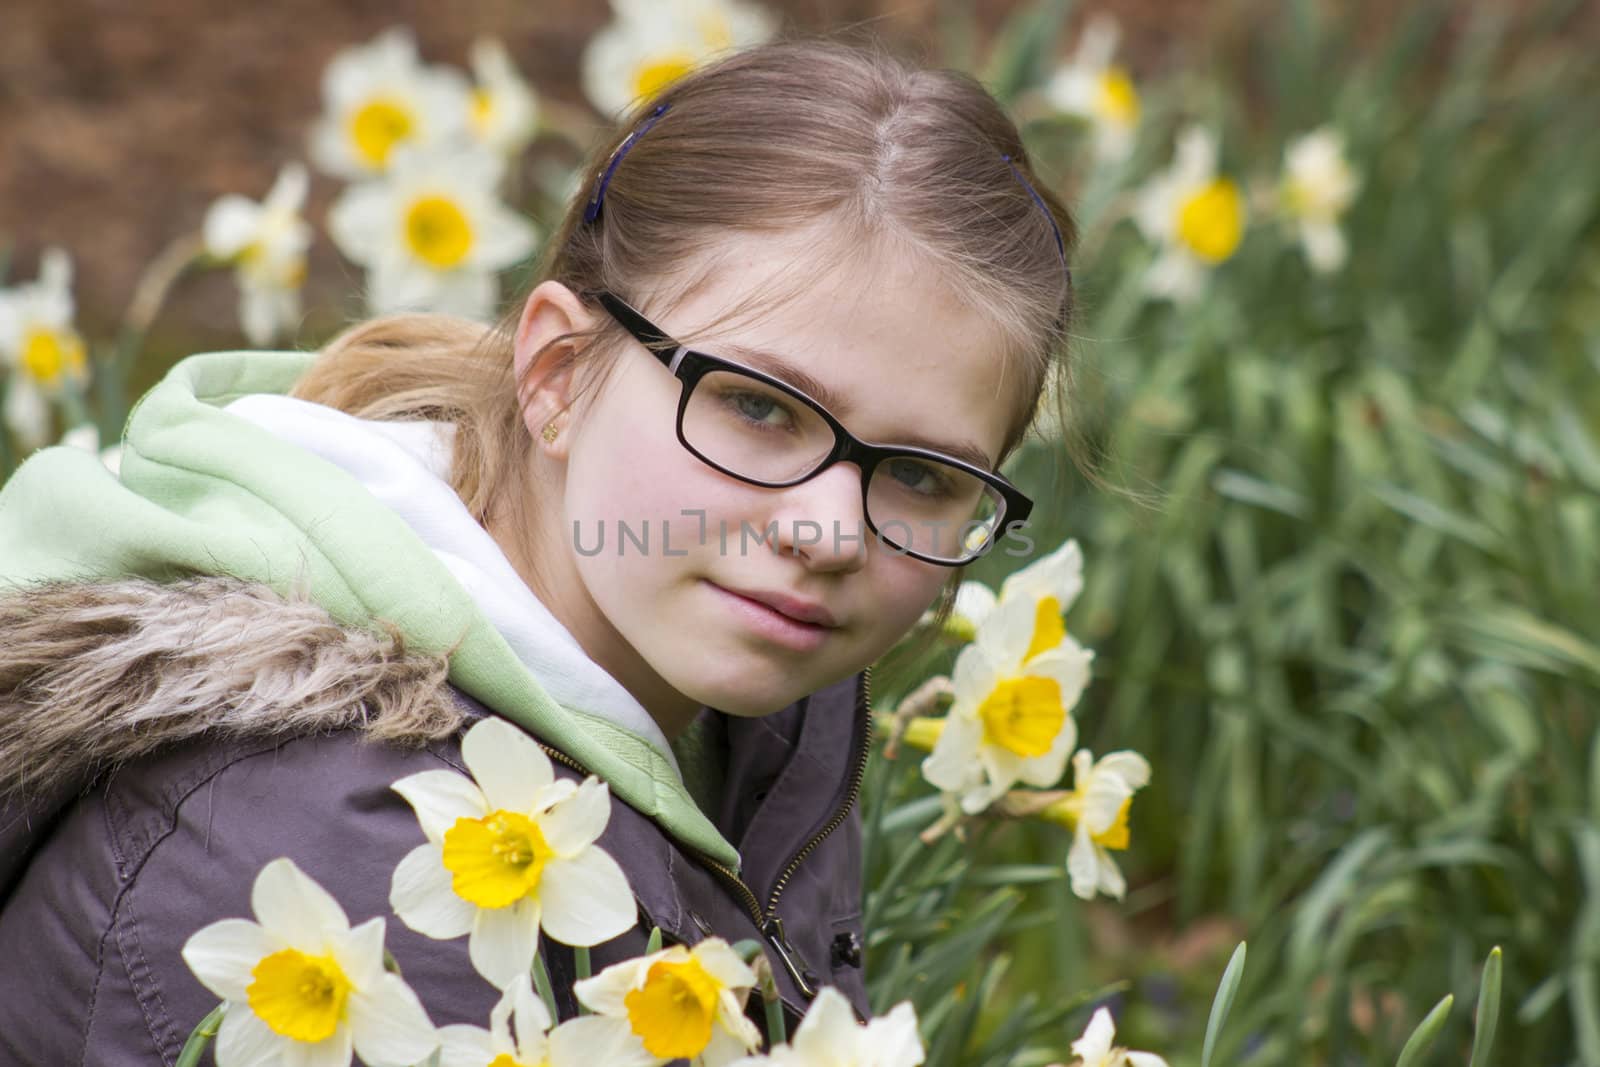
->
[664,228,1024,460]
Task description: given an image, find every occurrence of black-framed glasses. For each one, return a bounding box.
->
[591,290,1033,566]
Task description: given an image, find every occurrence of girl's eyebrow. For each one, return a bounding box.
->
[714,341,996,471]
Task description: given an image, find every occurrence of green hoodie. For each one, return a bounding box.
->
[0,349,742,869]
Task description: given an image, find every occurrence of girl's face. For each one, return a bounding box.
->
[518,227,1022,737]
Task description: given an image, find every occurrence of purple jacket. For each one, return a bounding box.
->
[0,578,871,1064]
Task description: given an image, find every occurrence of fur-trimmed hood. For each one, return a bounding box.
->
[0,575,464,897]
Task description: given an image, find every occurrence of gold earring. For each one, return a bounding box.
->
[541,420,561,443]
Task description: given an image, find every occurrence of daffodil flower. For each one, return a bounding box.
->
[180,857,438,1067]
[573,938,763,1066]
[328,143,539,321]
[1045,16,1141,162]
[310,26,472,179]
[468,39,540,159]
[920,593,1092,814]
[389,716,637,989]
[1063,1006,1168,1067]
[581,0,775,117]
[1280,127,1360,273]
[1040,750,1152,901]
[1134,127,1247,302]
[0,247,88,449]
[438,974,656,1067]
[727,987,924,1067]
[926,538,1084,649]
[203,163,314,346]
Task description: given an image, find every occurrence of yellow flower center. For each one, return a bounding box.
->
[442,810,553,908]
[1096,797,1133,850]
[632,54,696,102]
[1096,66,1140,127]
[624,957,721,1059]
[978,676,1065,758]
[1176,178,1245,263]
[472,88,496,134]
[488,1055,540,1067]
[247,948,351,1043]
[1024,596,1066,663]
[349,97,416,169]
[902,716,946,753]
[404,195,475,269]
[21,327,86,388]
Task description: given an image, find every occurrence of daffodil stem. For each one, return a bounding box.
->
[763,988,787,1049]
[574,946,592,1015]
[532,950,560,1024]
[174,1002,226,1067]
[646,926,663,954]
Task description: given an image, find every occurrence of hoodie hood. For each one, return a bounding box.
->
[0,350,745,868]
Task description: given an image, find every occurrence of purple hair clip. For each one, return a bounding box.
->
[584,102,672,225]
[1002,153,1072,287]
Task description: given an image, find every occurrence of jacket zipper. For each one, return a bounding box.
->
[534,664,874,1002]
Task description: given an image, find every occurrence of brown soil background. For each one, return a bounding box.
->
[0,0,1583,354]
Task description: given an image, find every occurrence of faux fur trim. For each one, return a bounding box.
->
[0,576,464,805]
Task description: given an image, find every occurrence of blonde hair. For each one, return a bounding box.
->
[294,35,1079,622]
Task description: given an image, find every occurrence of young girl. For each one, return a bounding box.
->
[0,35,1074,1063]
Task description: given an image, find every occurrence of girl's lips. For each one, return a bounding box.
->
[705,581,833,652]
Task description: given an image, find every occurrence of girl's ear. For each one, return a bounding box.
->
[512,280,596,457]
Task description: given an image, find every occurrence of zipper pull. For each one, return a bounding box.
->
[760,916,818,999]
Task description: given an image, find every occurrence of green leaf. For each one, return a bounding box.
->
[1201,942,1247,1067]
[1468,947,1503,1067]
[1394,994,1453,1067]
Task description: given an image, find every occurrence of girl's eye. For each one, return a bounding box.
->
[885,457,955,498]
[724,388,795,430]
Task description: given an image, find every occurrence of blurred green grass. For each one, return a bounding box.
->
[865,1,1600,1063]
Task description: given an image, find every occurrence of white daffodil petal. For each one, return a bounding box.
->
[4,379,51,451]
[461,716,556,813]
[703,1012,764,1066]
[951,580,997,630]
[240,285,299,347]
[334,916,387,989]
[473,204,540,270]
[180,918,279,1003]
[868,1000,928,1066]
[694,938,758,991]
[1000,538,1083,608]
[296,1024,355,1067]
[573,954,652,1016]
[539,777,612,854]
[327,183,397,264]
[469,896,542,989]
[392,769,488,843]
[1096,844,1127,900]
[1127,1052,1171,1067]
[549,1014,659,1067]
[437,1023,499,1067]
[266,162,310,213]
[788,986,858,1060]
[1067,825,1101,901]
[251,858,350,950]
[1094,751,1153,791]
[507,974,553,1062]
[1301,219,1348,273]
[216,1004,287,1067]
[539,848,636,946]
[973,593,1039,667]
[1014,726,1076,790]
[427,268,500,322]
[920,710,984,795]
[1072,1007,1117,1063]
[348,972,439,1067]
[948,639,1000,712]
[391,842,477,939]
[204,197,263,258]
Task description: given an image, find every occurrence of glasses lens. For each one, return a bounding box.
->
[867,457,1004,563]
[681,369,835,483]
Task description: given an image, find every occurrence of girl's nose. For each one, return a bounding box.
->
[768,462,869,572]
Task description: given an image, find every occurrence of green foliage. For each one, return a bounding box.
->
[862,1,1600,1063]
